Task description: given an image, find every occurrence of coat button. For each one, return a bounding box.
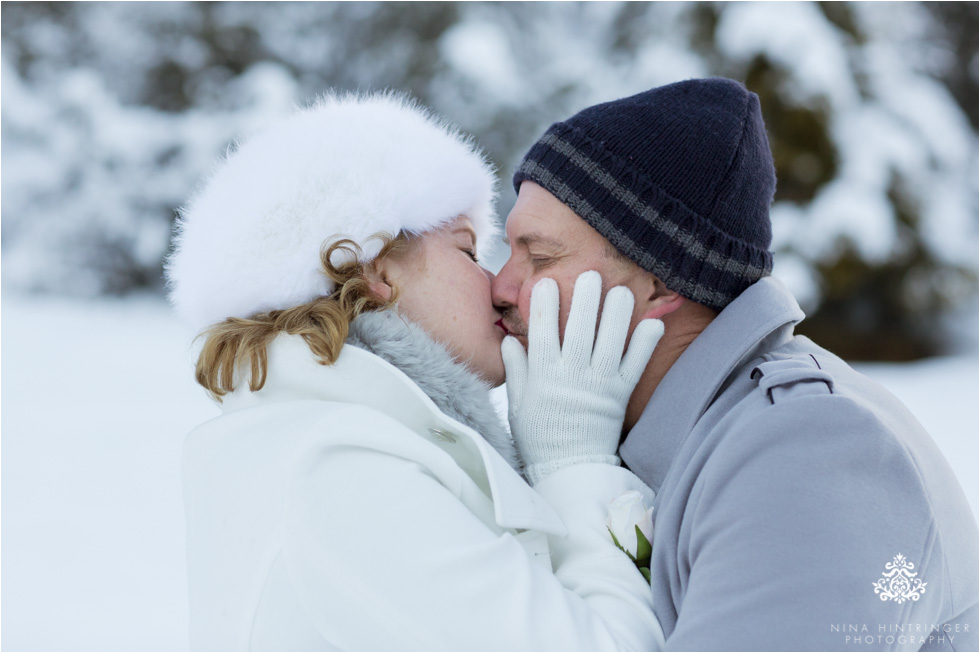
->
[429,428,457,443]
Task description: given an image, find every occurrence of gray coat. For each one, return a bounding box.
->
[621,276,978,651]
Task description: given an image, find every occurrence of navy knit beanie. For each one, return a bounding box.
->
[513,77,776,310]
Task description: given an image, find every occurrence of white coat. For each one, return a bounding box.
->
[183,315,664,651]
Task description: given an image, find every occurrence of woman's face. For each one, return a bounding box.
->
[376,217,507,386]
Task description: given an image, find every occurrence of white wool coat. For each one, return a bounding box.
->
[183,313,664,651]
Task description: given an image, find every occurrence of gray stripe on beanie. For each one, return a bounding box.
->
[536,132,769,283]
[518,159,734,308]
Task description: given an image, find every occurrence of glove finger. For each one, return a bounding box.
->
[561,271,602,366]
[619,318,665,387]
[528,277,561,365]
[592,285,635,375]
[501,335,528,413]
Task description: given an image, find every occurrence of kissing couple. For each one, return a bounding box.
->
[168,80,978,651]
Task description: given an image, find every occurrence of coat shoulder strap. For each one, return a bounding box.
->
[749,354,834,404]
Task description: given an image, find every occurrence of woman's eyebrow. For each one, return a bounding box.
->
[451,226,477,245]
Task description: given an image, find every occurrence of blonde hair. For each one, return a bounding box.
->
[194,233,414,401]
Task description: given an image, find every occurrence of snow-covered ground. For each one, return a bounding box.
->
[2,295,218,652]
[2,294,977,651]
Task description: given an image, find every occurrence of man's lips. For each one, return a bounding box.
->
[498,319,526,338]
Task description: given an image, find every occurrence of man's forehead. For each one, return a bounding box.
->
[503,205,576,247]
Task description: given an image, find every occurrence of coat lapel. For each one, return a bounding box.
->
[224,334,567,536]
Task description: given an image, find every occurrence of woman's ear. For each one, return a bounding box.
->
[637,275,685,320]
[363,262,394,302]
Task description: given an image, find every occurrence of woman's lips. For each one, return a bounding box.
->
[495,319,510,335]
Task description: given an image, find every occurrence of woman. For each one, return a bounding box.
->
[167,92,664,651]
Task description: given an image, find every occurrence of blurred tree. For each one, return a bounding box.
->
[2,1,976,359]
[922,2,978,131]
[665,1,977,359]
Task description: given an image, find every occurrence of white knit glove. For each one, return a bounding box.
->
[502,271,665,484]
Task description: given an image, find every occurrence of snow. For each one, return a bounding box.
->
[709,1,979,292]
[2,295,217,651]
[716,2,859,106]
[2,2,976,326]
[440,21,523,103]
[2,293,977,651]
[2,4,976,647]
[1,48,302,297]
[770,250,821,313]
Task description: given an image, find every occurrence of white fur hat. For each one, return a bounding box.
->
[165,91,498,332]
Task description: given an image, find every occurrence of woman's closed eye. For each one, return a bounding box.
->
[462,248,479,262]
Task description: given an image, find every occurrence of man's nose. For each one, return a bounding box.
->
[490,260,518,309]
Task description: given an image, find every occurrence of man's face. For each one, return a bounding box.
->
[492,181,652,348]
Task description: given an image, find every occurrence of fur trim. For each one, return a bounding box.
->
[165,91,498,332]
[346,310,520,472]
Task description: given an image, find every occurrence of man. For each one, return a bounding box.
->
[493,78,979,650]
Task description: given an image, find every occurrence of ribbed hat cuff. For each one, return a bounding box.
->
[513,122,773,310]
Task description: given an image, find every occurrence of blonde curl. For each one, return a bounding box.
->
[194,233,414,401]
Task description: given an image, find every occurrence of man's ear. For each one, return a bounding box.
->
[637,276,685,320]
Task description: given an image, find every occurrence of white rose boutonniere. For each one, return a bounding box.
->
[606,490,654,582]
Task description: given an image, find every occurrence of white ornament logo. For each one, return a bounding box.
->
[873,554,927,603]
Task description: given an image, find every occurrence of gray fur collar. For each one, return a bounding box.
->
[346,310,520,471]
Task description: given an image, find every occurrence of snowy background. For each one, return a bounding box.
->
[2,2,977,651]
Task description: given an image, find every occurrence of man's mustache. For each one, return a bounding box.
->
[501,308,528,338]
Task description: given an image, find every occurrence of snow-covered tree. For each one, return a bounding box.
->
[2,2,976,359]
